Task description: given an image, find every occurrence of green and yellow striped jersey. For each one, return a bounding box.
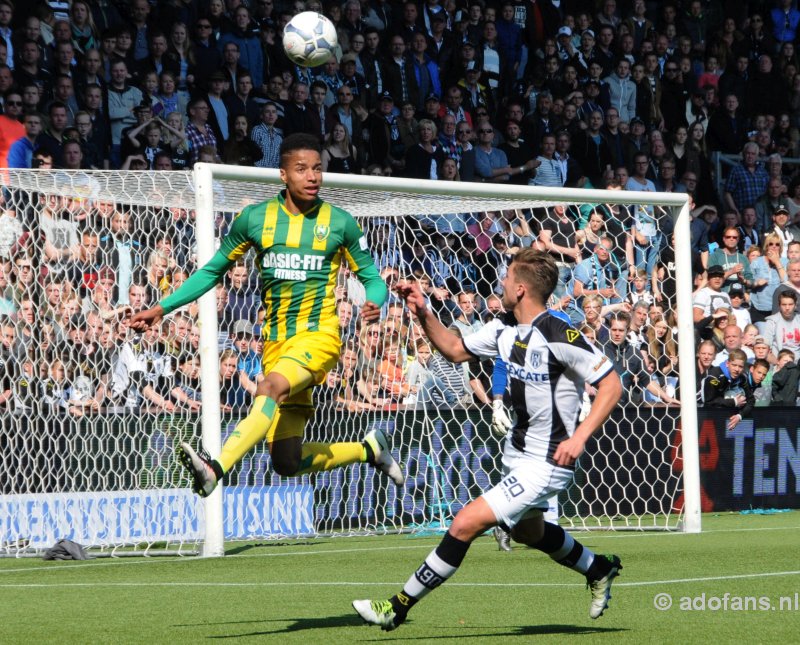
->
[160,191,387,341]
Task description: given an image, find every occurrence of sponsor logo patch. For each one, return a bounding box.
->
[566,329,581,343]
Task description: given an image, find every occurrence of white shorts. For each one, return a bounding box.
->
[482,453,573,530]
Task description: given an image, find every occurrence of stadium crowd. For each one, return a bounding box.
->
[2,0,800,418]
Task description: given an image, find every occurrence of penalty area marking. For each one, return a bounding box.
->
[0,570,799,590]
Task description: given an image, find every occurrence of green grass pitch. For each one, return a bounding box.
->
[1,512,799,644]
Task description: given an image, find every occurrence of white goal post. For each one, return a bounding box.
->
[0,166,698,559]
[192,163,700,557]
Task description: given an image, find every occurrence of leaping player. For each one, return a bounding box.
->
[130,133,403,495]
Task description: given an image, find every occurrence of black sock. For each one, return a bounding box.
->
[210,459,225,481]
[586,554,613,581]
[390,592,416,621]
[533,522,596,576]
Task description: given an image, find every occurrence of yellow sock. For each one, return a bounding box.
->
[217,395,277,473]
[295,442,365,475]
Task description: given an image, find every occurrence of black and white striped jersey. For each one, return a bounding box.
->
[463,311,614,467]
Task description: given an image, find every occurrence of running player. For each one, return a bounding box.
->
[353,248,623,630]
[130,133,403,495]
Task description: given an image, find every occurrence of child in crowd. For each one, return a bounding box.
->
[771,349,800,405]
[628,268,654,307]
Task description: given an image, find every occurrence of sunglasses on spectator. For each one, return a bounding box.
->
[6,100,22,106]
[479,129,493,134]
[723,235,739,239]
[458,129,471,134]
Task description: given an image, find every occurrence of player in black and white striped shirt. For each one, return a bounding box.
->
[354,248,624,631]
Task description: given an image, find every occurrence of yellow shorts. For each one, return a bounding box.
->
[262,330,341,413]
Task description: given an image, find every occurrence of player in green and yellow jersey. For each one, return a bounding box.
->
[130,133,404,496]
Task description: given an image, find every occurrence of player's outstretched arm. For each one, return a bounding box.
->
[395,282,471,363]
[553,370,622,467]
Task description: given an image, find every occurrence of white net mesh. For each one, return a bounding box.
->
[0,169,688,556]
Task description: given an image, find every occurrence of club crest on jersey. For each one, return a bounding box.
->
[314,224,330,242]
[529,350,541,368]
[566,329,581,343]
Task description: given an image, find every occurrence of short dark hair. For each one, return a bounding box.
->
[279,133,322,166]
[154,151,173,167]
[779,290,798,304]
[752,358,770,371]
[188,96,208,110]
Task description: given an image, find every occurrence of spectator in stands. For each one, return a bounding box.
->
[724,141,770,217]
[421,326,479,408]
[404,119,445,180]
[251,102,281,169]
[225,72,261,131]
[537,203,580,300]
[604,311,671,405]
[185,96,218,164]
[604,58,637,123]
[764,290,800,361]
[474,122,516,183]
[767,205,795,260]
[771,348,800,405]
[693,265,732,323]
[712,323,755,366]
[750,234,787,324]
[571,235,622,317]
[107,60,143,168]
[696,339,717,388]
[322,122,360,174]
[529,132,561,187]
[700,348,754,428]
[221,114,260,167]
[7,112,42,169]
[626,152,661,275]
[708,226,753,293]
[307,80,337,142]
[755,179,788,234]
[573,109,612,187]
[218,6,263,89]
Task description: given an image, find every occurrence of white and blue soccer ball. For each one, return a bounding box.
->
[283,11,338,67]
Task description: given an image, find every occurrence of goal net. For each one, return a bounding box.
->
[0,167,698,557]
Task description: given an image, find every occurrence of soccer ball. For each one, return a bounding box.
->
[283,12,338,67]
